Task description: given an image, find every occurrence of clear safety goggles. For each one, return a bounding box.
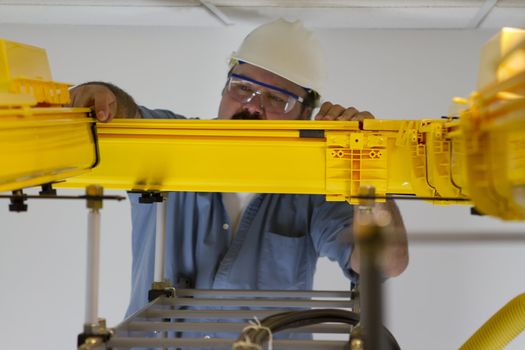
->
[226,73,305,115]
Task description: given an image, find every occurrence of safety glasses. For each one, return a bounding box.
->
[226,73,305,115]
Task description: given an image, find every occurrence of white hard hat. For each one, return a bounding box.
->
[230,19,325,103]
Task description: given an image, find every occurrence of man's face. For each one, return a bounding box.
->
[218,63,311,120]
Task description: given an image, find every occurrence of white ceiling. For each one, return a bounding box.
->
[0,0,524,29]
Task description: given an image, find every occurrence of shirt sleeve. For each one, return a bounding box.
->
[138,105,187,120]
[309,197,358,283]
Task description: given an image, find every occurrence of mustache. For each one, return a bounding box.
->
[231,110,263,120]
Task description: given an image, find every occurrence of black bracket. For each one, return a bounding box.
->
[470,207,485,216]
[39,183,57,196]
[133,191,165,204]
[9,190,27,212]
[299,129,325,138]
[148,287,175,302]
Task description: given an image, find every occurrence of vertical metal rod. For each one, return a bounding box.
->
[354,186,386,350]
[154,193,168,283]
[359,226,385,350]
[85,209,101,325]
[153,193,169,350]
[85,186,103,326]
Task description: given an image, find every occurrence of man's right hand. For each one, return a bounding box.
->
[69,84,118,122]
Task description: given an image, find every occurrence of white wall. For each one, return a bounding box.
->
[1,24,525,350]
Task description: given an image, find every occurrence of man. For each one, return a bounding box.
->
[71,19,408,333]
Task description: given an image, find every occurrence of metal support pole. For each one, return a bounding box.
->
[85,185,103,326]
[150,192,170,350]
[154,192,168,283]
[359,225,385,350]
[78,185,112,349]
[353,186,390,350]
[350,284,362,350]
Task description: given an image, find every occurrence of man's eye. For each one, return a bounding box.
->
[239,84,254,93]
[268,93,286,104]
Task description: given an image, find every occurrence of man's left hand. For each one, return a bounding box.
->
[314,102,374,121]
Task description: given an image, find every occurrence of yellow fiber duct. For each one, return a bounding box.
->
[460,293,525,350]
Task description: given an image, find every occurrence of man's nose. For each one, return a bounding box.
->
[242,93,266,118]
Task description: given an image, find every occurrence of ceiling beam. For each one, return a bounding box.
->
[467,0,498,28]
[200,0,233,25]
[0,0,493,7]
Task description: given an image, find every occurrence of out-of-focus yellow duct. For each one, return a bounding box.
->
[460,293,525,350]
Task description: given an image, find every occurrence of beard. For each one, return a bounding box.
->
[231,110,263,120]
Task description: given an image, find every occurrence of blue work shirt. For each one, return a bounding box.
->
[125,107,356,339]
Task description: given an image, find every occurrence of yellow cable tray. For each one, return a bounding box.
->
[0,107,98,193]
[1,28,524,221]
[57,118,461,204]
[0,38,99,192]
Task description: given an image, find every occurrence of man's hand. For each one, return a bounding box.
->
[314,102,374,121]
[350,200,409,278]
[69,84,118,122]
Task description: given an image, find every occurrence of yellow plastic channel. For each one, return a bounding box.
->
[57,113,525,220]
[58,119,463,205]
[0,38,71,107]
[0,107,98,192]
[0,37,97,193]
[477,27,525,90]
[2,27,525,221]
[452,29,525,220]
[60,119,361,195]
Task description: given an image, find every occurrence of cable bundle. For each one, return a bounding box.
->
[233,309,400,350]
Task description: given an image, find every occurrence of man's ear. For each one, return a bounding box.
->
[300,106,313,120]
